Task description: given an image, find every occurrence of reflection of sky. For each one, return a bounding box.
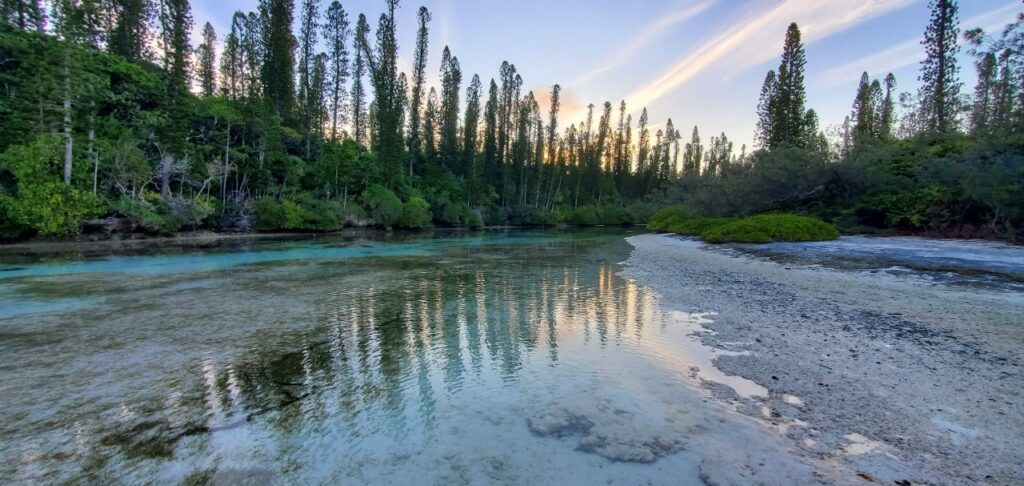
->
[191,0,1019,149]
[1,232,770,483]
[0,234,551,279]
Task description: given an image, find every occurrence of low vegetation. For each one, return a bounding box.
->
[667,217,735,236]
[649,209,838,243]
[699,214,839,244]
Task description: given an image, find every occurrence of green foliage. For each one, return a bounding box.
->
[254,196,347,231]
[567,205,631,225]
[0,136,104,237]
[254,198,287,231]
[649,206,735,235]
[464,210,483,228]
[111,197,178,234]
[110,196,214,234]
[361,184,402,227]
[648,206,695,231]
[1,181,103,236]
[507,205,556,226]
[399,196,433,229]
[700,214,839,244]
[667,218,735,235]
[856,187,946,229]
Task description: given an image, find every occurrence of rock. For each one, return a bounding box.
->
[526,402,683,463]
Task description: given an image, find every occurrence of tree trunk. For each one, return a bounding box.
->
[160,153,173,199]
[62,53,73,185]
[222,122,230,212]
[89,126,97,194]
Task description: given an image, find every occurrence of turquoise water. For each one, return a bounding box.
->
[1,229,787,484]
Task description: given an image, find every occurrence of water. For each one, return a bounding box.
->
[739,236,1024,289]
[0,229,775,485]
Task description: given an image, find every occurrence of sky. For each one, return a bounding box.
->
[191,0,1022,149]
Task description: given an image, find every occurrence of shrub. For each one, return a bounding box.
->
[160,196,214,230]
[508,205,555,226]
[465,209,484,228]
[302,199,344,231]
[435,200,470,227]
[648,206,695,231]
[0,195,29,240]
[111,197,179,234]
[399,196,433,229]
[0,136,104,236]
[700,214,839,244]
[666,217,734,235]
[591,205,630,225]
[254,198,287,231]
[361,184,402,227]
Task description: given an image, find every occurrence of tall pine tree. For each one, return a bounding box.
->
[261,0,297,116]
[359,0,404,185]
[108,0,151,61]
[350,13,369,145]
[196,22,217,97]
[438,46,462,173]
[324,1,350,141]
[771,23,808,148]
[406,6,430,175]
[918,0,961,134]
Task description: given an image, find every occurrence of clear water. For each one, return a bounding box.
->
[742,236,1024,289]
[0,229,780,485]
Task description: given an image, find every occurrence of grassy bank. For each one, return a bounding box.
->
[649,207,839,244]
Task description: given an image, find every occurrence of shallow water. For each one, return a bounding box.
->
[740,236,1024,289]
[0,229,776,484]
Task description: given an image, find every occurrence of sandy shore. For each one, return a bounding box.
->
[622,234,1024,485]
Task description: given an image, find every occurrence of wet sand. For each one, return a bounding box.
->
[622,234,1024,485]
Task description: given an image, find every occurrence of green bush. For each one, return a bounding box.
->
[856,187,947,230]
[254,198,287,231]
[0,195,30,240]
[648,206,695,231]
[399,196,433,229]
[0,136,104,236]
[507,205,555,226]
[435,200,470,227]
[301,198,345,231]
[257,196,347,231]
[111,197,180,234]
[465,209,483,228]
[700,214,839,244]
[666,217,735,235]
[161,196,214,230]
[361,184,402,227]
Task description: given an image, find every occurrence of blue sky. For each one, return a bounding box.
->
[191,0,1021,149]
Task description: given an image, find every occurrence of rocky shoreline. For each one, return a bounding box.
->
[622,234,1024,485]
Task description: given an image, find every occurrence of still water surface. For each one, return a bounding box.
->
[0,229,768,484]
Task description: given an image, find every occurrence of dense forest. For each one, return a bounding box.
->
[0,0,1021,241]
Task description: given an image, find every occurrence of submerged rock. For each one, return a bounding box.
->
[526,401,683,463]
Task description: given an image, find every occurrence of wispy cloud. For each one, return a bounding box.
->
[623,0,915,111]
[820,1,1023,85]
[573,0,715,86]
